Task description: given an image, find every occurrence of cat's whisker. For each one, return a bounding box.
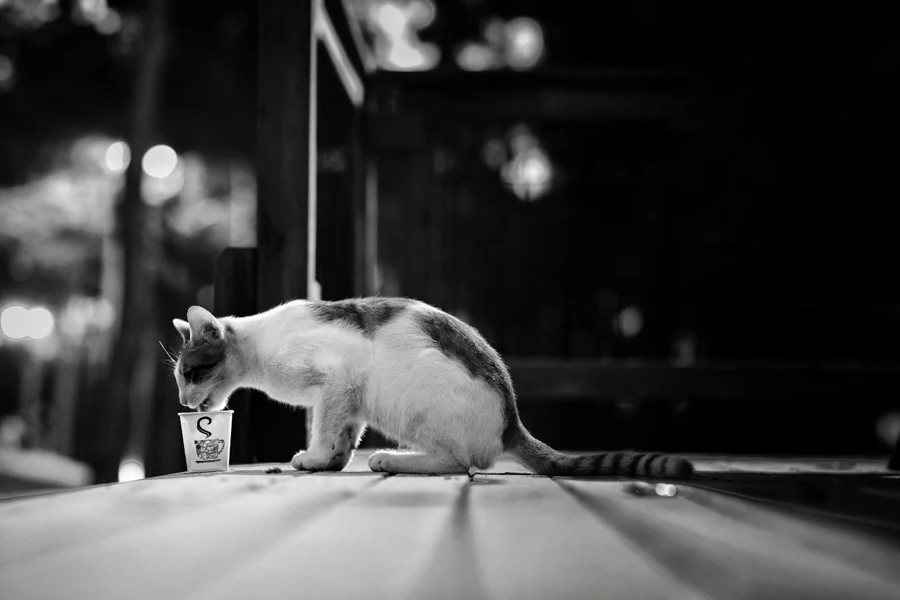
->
[159,341,180,364]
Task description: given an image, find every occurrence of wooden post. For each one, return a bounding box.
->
[350,110,363,294]
[213,248,257,464]
[321,0,374,295]
[890,435,900,471]
[315,0,366,300]
[316,36,356,301]
[48,349,80,457]
[256,0,317,459]
[363,154,379,295]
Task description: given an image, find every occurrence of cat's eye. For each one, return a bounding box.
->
[181,364,213,383]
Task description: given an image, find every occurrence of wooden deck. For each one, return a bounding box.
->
[1,451,899,600]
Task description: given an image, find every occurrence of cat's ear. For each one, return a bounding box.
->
[186,306,224,342]
[172,319,191,345]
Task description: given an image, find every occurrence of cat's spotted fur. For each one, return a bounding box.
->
[172,298,693,479]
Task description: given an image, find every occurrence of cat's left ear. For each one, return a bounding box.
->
[186,306,225,342]
[173,319,191,345]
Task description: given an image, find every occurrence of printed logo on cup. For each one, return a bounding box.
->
[194,416,225,463]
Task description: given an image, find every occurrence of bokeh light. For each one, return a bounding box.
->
[673,329,697,366]
[500,126,554,202]
[655,483,677,497]
[142,157,185,206]
[457,42,497,72]
[142,144,178,178]
[29,307,54,339]
[385,40,438,71]
[616,306,644,338]
[105,141,131,173]
[502,149,553,201]
[504,17,544,70]
[482,138,507,169]
[0,54,14,91]
[118,459,145,482]
[363,0,439,71]
[521,151,551,186]
[94,8,122,35]
[374,2,406,37]
[0,305,55,340]
[59,296,117,339]
[0,306,28,339]
[875,411,900,448]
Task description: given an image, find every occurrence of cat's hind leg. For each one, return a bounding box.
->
[292,387,362,472]
[368,450,468,475]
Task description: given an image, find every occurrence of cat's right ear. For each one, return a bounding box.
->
[173,319,191,345]
[187,306,224,341]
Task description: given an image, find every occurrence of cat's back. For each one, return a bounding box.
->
[305,296,422,340]
[262,297,498,356]
[305,297,503,356]
[330,298,511,388]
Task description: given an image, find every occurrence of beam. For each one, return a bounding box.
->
[315,35,358,301]
[339,0,377,74]
[255,0,317,458]
[315,0,363,108]
[258,0,317,309]
[507,359,900,402]
[369,69,699,126]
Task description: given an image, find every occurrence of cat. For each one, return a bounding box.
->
[172,298,694,478]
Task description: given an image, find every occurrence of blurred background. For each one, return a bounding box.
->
[2,0,900,496]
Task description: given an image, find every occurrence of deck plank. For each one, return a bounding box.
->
[230,448,534,475]
[0,471,279,565]
[0,472,383,600]
[229,447,386,474]
[461,474,709,600]
[561,480,900,600]
[189,475,470,600]
[676,484,900,583]
[475,454,532,474]
[691,479,900,532]
[4,455,899,600]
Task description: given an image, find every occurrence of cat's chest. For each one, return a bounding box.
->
[260,379,324,407]
[258,363,327,407]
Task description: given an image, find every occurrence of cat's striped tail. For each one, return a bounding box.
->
[505,428,694,479]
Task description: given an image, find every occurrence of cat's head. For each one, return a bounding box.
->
[172,306,239,412]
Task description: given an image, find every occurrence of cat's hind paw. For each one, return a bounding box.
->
[367,450,468,475]
[367,451,394,473]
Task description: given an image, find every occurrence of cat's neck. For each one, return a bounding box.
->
[220,303,317,391]
[220,314,267,388]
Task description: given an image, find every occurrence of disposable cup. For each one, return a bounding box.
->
[178,410,233,472]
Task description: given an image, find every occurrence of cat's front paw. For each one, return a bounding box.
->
[291,450,330,471]
[291,449,349,472]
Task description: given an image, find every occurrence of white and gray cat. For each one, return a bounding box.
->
[172,297,694,478]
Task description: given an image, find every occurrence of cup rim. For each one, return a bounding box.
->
[177,410,234,416]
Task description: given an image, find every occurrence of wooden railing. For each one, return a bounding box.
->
[507,359,900,402]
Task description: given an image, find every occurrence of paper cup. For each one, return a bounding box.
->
[178,410,233,473]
